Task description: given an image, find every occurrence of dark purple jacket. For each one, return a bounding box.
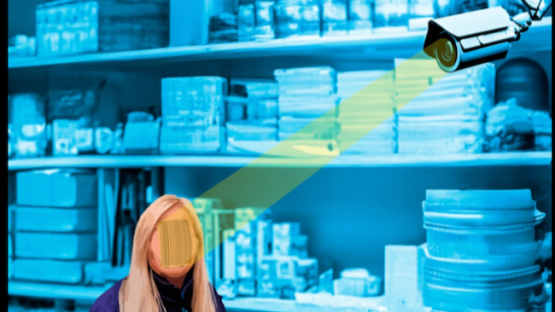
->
[90,267,226,312]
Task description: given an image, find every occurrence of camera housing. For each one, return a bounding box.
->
[423,6,519,72]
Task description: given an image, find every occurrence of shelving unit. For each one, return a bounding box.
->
[7,2,552,310]
[7,152,552,171]
[7,17,551,70]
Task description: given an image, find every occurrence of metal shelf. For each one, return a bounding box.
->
[7,17,551,70]
[7,152,552,171]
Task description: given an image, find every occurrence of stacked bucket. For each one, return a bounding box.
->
[421,189,546,312]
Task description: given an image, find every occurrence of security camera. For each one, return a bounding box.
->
[423,0,552,72]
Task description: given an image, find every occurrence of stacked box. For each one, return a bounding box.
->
[160,77,227,153]
[336,70,396,155]
[13,259,86,284]
[374,0,409,32]
[36,0,169,56]
[209,12,238,43]
[234,207,269,296]
[13,206,97,232]
[254,222,318,299]
[12,169,97,284]
[322,0,348,37]
[348,0,373,35]
[16,169,97,207]
[8,94,47,158]
[274,0,321,38]
[257,256,318,299]
[333,268,382,297]
[275,67,340,154]
[395,60,496,154]
[193,198,224,285]
[238,1,276,42]
[226,79,279,148]
[272,223,308,258]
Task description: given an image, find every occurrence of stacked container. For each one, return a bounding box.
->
[8,94,47,158]
[274,0,321,38]
[348,0,374,35]
[336,70,396,155]
[257,221,318,299]
[373,0,409,32]
[422,189,546,311]
[36,0,169,56]
[234,207,269,296]
[12,169,98,284]
[394,59,496,154]
[225,79,279,149]
[275,67,340,155]
[160,77,227,153]
[322,0,349,36]
[238,0,276,41]
[192,198,224,285]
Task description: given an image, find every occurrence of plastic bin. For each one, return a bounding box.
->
[15,232,97,260]
[13,259,85,284]
[16,169,97,208]
[13,206,98,232]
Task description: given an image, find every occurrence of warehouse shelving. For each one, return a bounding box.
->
[7,4,553,311]
[7,152,552,171]
[7,17,551,70]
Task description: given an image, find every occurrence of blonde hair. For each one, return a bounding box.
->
[118,195,217,312]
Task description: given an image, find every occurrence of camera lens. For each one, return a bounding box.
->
[434,37,458,71]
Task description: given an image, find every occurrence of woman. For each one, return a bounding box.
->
[91,195,226,312]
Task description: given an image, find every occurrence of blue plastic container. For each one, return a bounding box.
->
[13,206,98,232]
[16,169,97,208]
[15,232,97,260]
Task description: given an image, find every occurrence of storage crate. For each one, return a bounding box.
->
[16,169,97,207]
[13,206,98,232]
[15,232,97,260]
[13,259,86,284]
[36,0,169,56]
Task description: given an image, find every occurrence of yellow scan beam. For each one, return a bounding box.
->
[199,49,448,254]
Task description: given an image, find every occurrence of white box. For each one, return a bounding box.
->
[385,245,423,307]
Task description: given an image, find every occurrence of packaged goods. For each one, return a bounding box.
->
[36,0,169,56]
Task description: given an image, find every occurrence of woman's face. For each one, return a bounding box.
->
[147,204,197,279]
